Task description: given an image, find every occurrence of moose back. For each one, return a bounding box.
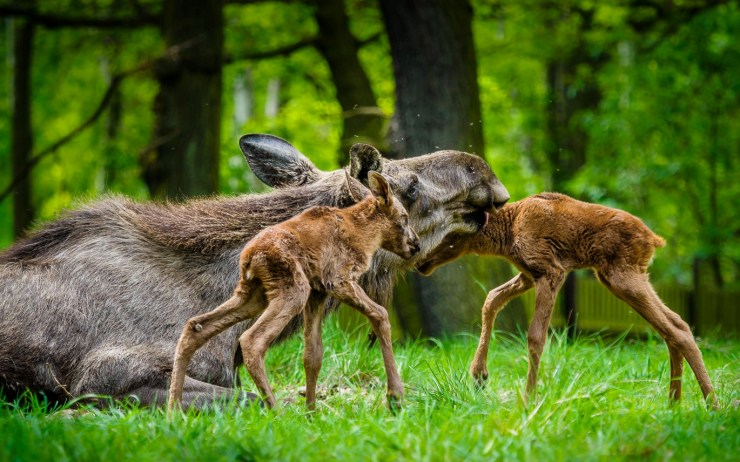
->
[0,135,509,407]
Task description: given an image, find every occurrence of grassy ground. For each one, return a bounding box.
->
[1,320,738,462]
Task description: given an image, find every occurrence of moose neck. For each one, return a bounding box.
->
[135,176,354,255]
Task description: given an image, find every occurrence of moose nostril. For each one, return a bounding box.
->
[493,200,508,211]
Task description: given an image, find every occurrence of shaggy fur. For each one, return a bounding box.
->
[169,172,419,410]
[0,136,509,407]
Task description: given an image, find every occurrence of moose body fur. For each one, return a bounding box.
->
[0,136,509,407]
[169,172,419,410]
[418,192,717,408]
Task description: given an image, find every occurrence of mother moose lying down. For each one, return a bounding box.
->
[0,135,509,408]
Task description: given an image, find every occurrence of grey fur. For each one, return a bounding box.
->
[0,136,509,407]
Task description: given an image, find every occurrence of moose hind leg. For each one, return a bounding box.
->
[597,269,717,408]
[73,344,245,408]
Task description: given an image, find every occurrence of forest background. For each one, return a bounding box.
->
[1,0,738,337]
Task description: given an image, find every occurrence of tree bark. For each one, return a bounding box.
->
[142,0,223,199]
[544,13,605,337]
[380,0,525,336]
[11,13,35,238]
[312,0,385,164]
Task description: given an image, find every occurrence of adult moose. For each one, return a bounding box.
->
[0,135,509,408]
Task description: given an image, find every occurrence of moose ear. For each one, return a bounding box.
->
[239,134,323,188]
[349,143,383,184]
[367,171,393,207]
[344,170,366,204]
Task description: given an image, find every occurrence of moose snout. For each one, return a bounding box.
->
[491,182,510,211]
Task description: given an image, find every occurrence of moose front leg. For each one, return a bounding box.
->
[331,280,404,409]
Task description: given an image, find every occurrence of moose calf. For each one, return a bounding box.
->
[169,171,419,410]
[417,192,717,408]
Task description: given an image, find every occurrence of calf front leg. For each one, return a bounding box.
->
[332,280,403,409]
[525,272,564,402]
[471,273,534,385]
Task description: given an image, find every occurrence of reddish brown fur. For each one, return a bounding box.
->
[169,172,418,410]
[418,192,717,408]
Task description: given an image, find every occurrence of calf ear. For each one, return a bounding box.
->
[367,171,393,207]
[350,143,383,184]
[239,134,323,188]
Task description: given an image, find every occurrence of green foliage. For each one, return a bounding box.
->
[1,319,738,461]
[1,0,738,289]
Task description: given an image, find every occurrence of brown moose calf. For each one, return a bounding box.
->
[417,192,717,408]
[169,172,419,410]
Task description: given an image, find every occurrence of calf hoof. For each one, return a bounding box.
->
[471,369,489,389]
[387,391,404,413]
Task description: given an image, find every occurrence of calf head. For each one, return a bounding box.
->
[239,134,509,268]
[365,171,420,260]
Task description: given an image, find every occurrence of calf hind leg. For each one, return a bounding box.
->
[597,269,717,408]
[240,286,310,409]
[169,285,265,409]
[303,293,327,410]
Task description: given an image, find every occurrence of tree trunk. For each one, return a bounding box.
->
[313,0,386,164]
[11,13,35,238]
[544,31,604,337]
[142,0,223,199]
[380,0,525,337]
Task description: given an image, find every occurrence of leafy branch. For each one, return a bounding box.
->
[0,62,151,205]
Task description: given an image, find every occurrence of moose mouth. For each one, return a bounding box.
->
[463,209,491,231]
[415,259,435,276]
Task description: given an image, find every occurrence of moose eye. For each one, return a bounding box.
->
[406,182,419,202]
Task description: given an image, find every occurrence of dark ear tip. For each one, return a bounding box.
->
[349,143,383,181]
[350,143,378,157]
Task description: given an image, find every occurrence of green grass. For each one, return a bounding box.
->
[1,320,738,462]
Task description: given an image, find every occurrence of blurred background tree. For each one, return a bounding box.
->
[1,0,738,337]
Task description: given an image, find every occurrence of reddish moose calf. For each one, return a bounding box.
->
[169,172,419,410]
[418,192,717,408]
